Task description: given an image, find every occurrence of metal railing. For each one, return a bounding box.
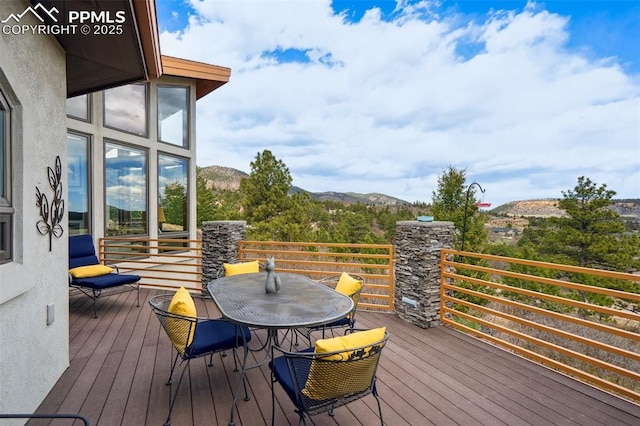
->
[98,237,202,291]
[440,249,640,403]
[239,240,394,311]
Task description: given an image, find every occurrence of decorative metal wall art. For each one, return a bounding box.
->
[36,155,65,251]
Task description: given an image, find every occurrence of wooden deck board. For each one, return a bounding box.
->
[30,288,640,426]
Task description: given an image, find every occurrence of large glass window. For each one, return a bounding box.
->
[66,94,91,121]
[0,88,12,263]
[158,85,189,147]
[67,133,91,235]
[158,154,188,233]
[105,141,147,236]
[103,84,147,137]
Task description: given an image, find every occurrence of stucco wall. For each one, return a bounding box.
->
[0,0,70,418]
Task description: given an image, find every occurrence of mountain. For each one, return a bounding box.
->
[198,165,248,191]
[491,198,640,219]
[199,165,411,206]
[198,166,639,216]
[491,199,566,217]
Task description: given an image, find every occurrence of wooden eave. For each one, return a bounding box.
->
[133,0,163,79]
[161,55,231,99]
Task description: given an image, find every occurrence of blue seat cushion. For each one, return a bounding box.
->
[69,235,100,269]
[324,317,350,328]
[185,319,252,358]
[269,347,314,408]
[71,273,141,290]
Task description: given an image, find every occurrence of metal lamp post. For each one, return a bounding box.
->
[461,182,488,252]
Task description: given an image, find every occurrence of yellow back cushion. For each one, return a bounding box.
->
[334,272,362,296]
[223,260,260,276]
[302,327,386,400]
[69,264,114,278]
[167,287,197,355]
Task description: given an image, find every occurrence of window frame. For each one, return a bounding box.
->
[0,83,13,264]
[67,131,92,236]
[157,84,190,148]
[103,83,149,138]
[104,139,149,237]
[157,152,189,236]
[66,93,92,122]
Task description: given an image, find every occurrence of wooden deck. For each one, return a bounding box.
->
[31,288,640,426]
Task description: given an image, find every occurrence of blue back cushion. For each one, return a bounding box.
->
[69,235,99,269]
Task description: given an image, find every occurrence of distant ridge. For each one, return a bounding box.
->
[492,198,640,218]
[199,165,410,206]
[199,166,639,215]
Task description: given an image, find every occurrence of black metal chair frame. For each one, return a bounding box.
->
[0,413,89,425]
[303,275,364,342]
[149,293,250,426]
[270,330,389,426]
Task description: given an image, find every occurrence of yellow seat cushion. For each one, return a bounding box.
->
[302,327,386,400]
[334,272,362,296]
[69,264,114,279]
[223,260,260,276]
[167,287,197,355]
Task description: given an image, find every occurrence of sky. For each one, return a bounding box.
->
[155,0,640,207]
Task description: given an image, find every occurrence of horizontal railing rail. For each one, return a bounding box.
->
[239,240,394,311]
[98,237,202,292]
[440,249,640,404]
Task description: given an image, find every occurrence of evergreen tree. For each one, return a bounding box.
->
[195,167,217,227]
[431,166,488,251]
[240,150,292,223]
[541,176,636,272]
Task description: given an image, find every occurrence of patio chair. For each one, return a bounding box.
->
[269,327,389,426]
[304,273,364,341]
[149,289,252,426]
[68,234,140,317]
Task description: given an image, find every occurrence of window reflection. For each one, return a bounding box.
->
[104,84,147,136]
[158,154,188,232]
[67,133,91,235]
[158,85,188,147]
[105,141,147,236]
[66,94,90,121]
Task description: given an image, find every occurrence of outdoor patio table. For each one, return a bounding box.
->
[208,272,354,426]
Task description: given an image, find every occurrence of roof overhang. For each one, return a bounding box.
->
[32,1,229,99]
[33,0,162,98]
[161,56,231,100]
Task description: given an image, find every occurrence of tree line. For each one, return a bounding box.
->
[194,149,640,277]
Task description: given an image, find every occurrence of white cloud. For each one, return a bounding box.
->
[160,0,639,206]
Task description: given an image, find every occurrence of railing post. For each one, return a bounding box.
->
[394,220,455,328]
[201,220,247,297]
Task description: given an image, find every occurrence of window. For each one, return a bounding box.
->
[105,141,147,236]
[158,154,188,233]
[0,87,12,263]
[158,85,189,147]
[66,94,91,121]
[67,133,91,235]
[103,84,148,137]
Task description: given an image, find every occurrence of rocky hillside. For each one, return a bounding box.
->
[198,165,248,191]
[491,199,566,217]
[199,165,410,206]
[492,199,640,219]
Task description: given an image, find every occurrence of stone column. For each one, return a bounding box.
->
[201,220,246,297]
[394,220,454,328]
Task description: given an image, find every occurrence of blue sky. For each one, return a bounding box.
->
[156,0,639,206]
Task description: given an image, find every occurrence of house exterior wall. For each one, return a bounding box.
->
[0,0,70,417]
[67,75,198,241]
